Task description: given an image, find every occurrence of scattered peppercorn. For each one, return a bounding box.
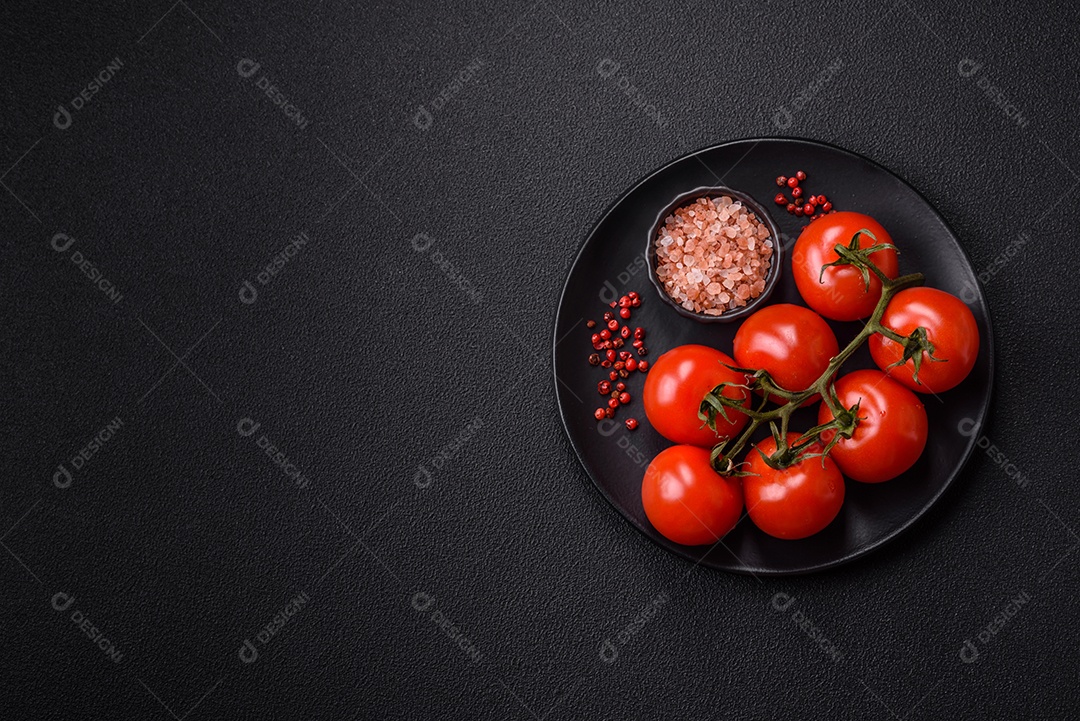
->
[773,170,834,220]
[625,418,639,430]
[586,291,650,423]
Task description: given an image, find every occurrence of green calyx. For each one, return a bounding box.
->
[886,325,946,386]
[818,229,898,291]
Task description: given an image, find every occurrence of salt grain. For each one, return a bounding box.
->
[653,194,773,315]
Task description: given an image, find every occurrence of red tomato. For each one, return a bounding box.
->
[641,445,743,546]
[817,369,928,483]
[791,212,899,321]
[743,433,844,540]
[643,345,749,447]
[733,304,839,401]
[869,287,979,394]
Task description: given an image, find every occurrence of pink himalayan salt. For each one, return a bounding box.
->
[654,195,773,314]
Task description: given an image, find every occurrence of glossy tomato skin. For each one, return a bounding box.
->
[733,304,839,401]
[743,433,844,540]
[869,287,979,394]
[817,370,928,483]
[641,445,743,546]
[792,212,899,321]
[643,345,749,447]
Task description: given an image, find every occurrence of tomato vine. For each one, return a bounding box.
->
[698,230,941,474]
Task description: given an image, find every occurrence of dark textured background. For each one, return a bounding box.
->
[3,1,1079,718]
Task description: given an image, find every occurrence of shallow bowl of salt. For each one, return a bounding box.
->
[646,185,784,323]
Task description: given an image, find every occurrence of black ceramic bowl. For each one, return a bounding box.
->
[646,185,784,323]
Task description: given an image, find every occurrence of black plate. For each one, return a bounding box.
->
[553,138,994,575]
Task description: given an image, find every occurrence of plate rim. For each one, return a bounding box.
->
[552,136,996,576]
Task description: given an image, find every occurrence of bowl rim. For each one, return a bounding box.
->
[645,185,784,323]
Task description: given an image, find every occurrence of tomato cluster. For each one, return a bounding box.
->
[639,211,979,545]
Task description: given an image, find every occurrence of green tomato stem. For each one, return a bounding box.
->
[701,233,926,474]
